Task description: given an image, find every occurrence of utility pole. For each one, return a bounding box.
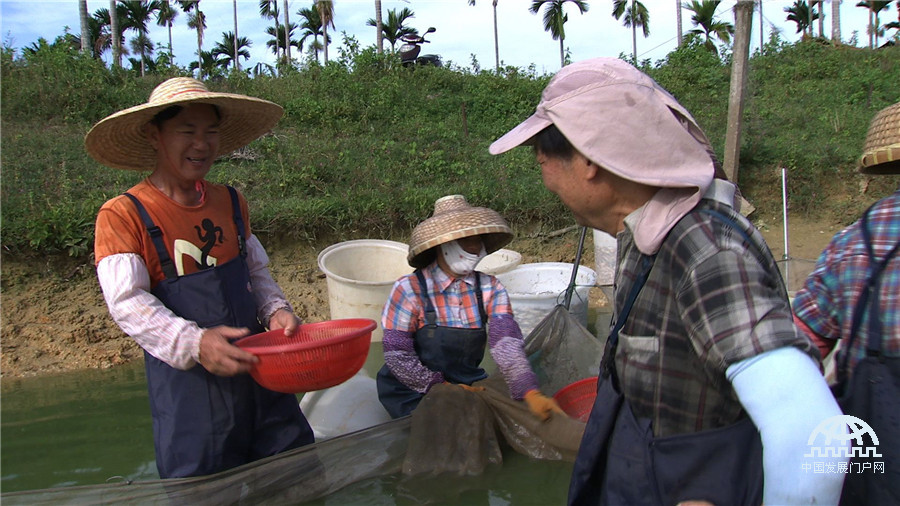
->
[723,0,755,183]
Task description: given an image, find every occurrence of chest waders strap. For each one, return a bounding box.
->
[123,185,246,281]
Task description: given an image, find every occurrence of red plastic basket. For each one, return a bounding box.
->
[553,376,599,422]
[235,318,376,394]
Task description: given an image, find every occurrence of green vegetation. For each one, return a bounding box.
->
[2,34,898,259]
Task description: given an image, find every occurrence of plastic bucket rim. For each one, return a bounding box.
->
[498,262,597,300]
[317,239,410,287]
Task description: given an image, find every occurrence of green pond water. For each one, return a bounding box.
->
[1,339,584,504]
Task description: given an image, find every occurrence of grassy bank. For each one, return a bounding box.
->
[2,36,898,259]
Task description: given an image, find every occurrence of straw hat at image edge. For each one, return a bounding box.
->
[84,77,284,171]
[408,195,513,268]
[859,101,900,175]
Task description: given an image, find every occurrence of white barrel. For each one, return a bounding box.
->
[317,240,414,342]
[497,262,597,338]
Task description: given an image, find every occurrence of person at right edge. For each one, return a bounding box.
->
[489,57,848,505]
[793,100,900,505]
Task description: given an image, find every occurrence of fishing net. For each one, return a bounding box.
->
[1,419,410,506]
[401,304,605,478]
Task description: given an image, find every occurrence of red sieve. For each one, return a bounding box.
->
[235,318,376,394]
[553,376,599,422]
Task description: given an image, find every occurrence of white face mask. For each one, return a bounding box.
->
[440,240,487,276]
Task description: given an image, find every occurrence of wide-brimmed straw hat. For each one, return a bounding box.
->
[408,195,513,268]
[84,77,283,171]
[859,101,900,175]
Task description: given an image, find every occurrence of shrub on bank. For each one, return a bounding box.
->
[1,37,898,258]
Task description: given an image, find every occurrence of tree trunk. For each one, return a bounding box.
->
[284,0,291,61]
[632,20,637,62]
[723,0,754,183]
[676,0,683,47]
[759,0,764,50]
[110,0,121,67]
[559,36,565,68]
[233,0,239,71]
[808,2,813,38]
[493,0,499,71]
[832,0,841,43]
[817,1,824,37]
[375,0,383,54]
[79,0,90,54]
[868,6,874,49]
[323,26,329,63]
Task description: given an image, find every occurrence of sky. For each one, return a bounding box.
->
[0,1,882,75]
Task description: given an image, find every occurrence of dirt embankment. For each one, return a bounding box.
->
[0,217,843,379]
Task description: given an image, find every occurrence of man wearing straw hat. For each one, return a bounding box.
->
[489,57,847,505]
[793,100,900,504]
[86,77,314,479]
[376,194,563,421]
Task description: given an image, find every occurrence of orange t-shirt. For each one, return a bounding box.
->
[94,179,252,288]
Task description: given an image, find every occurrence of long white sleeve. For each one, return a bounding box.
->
[97,253,204,370]
[727,347,848,506]
[245,234,294,326]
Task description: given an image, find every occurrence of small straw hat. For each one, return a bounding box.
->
[859,101,900,175]
[84,77,283,171]
[408,195,513,268]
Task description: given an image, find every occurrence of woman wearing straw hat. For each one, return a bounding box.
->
[86,77,314,479]
[793,100,900,505]
[375,194,563,420]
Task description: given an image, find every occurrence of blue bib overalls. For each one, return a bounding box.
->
[376,269,488,419]
[125,188,313,479]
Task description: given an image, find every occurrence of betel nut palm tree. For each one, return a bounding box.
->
[80,0,91,54]
[785,0,818,38]
[529,0,589,68]
[682,0,733,55]
[612,0,650,63]
[366,7,417,52]
[178,0,206,78]
[857,1,894,48]
[260,0,281,60]
[212,31,251,71]
[156,0,178,57]
[468,0,501,72]
[121,0,162,77]
[297,5,325,63]
[316,1,335,64]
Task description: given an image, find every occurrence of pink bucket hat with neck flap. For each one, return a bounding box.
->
[489,57,716,194]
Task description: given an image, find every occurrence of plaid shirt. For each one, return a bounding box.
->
[793,189,900,374]
[382,262,512,331]
[381,261,538,398]
[614,189,817,437]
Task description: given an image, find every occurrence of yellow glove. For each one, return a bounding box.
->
[444,381,486,393]
[524,389,565,421]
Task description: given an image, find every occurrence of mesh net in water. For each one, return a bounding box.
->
[401,305,605,478]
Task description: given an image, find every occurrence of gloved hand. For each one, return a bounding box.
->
[444,381,486,393]
[524,389,565,421]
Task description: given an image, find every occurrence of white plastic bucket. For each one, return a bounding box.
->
[476,248,522,276]
[317,239,414,342]
[299,369,392,441]
[496,262,597,338]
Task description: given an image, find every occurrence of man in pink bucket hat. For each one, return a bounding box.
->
[490,58,847,505]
